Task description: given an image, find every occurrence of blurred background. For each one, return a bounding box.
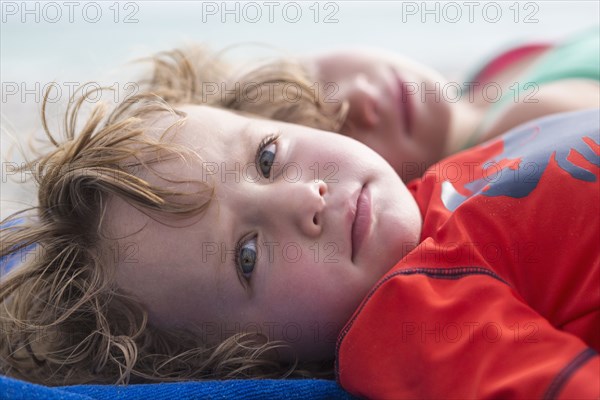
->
[1,0,599,217]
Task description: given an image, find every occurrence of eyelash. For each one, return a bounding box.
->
[235,133,280,287]
[234,234,257,288]
[255,133,279,178]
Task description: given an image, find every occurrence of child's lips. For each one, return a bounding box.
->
[392,69,413,137]
[350,184,372,262]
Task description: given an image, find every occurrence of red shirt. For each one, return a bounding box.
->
[336,109,600,399]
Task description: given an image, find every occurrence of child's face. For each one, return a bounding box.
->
[108,105,422,362]
[303,47,451,182]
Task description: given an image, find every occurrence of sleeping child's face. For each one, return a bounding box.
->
[303,47,452,182]
[106,105,422,362]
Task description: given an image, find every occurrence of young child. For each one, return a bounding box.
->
[301,28,600,182]
[1,46,598,398]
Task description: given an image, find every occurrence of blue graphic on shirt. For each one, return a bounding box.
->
[442,109,600,212]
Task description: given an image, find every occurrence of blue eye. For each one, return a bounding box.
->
[256,135,278,178]
[236,236,257,282]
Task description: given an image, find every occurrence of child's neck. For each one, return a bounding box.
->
[444,100,485,157]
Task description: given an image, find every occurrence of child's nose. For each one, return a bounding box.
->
[310,179,328,230]
[345,75,379,130]
[270,179,328,238]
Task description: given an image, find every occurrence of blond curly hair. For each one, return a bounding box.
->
[0,45,348,385]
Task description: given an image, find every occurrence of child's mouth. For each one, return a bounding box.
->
[351,184,372,261]
[393,69,413,137]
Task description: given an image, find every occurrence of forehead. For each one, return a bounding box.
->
[103,106,254,305]
[102,104,289,259]
[153,105,238,153]
[308,47,387,69]
[101,106,243,250]
[167,105,285,164]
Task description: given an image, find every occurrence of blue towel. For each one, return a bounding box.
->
[0,375,357,399]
